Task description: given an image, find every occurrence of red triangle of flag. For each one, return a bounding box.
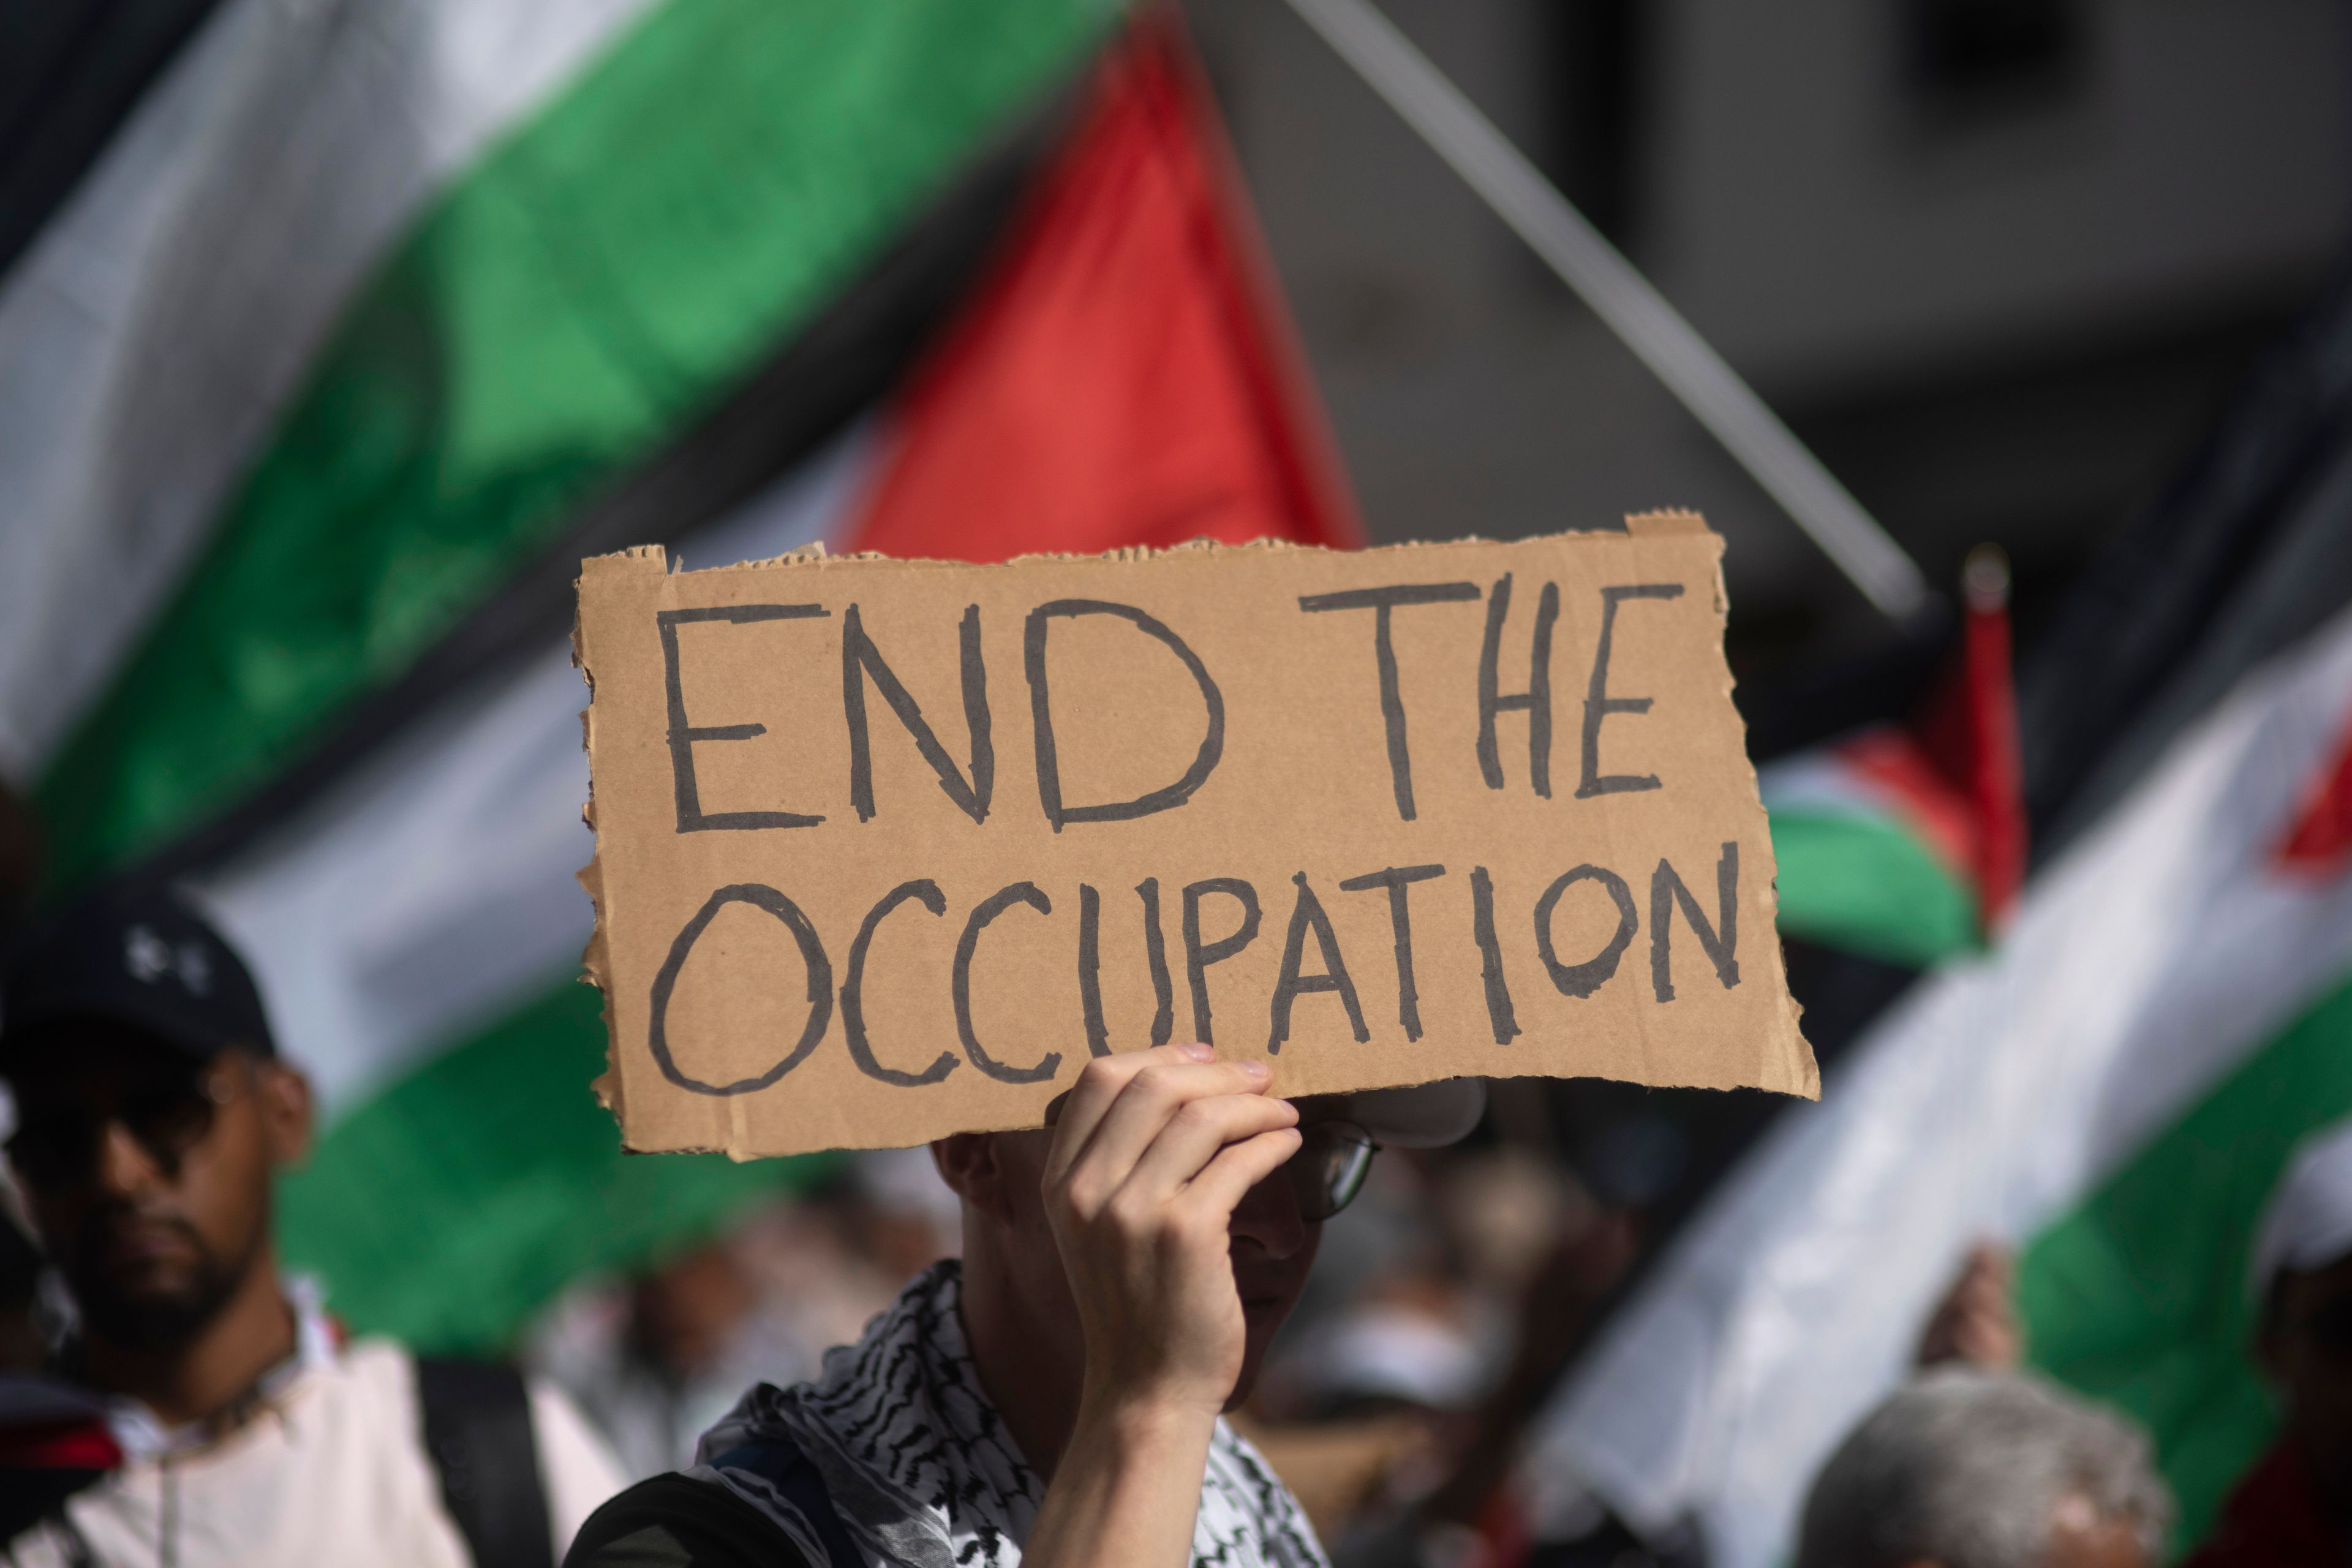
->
[2281,704,2352,874]
[843,12,1362,562]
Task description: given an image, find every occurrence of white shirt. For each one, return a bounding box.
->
[4,1326,625,1567]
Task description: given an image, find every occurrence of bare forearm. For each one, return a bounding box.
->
[1023,1047,1295,1566]
[1022,1398,1216,1568]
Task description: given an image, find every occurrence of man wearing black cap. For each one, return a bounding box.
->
[0,886,624,1566]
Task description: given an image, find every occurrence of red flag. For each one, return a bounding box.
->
[1823,545,2028,940]
[846,10,1362,562]
[1938,546,2026,927]
[2279,705,2352,873]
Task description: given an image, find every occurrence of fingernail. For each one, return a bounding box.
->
[1177,1042,1215,1061]
[1239,1060,1269,1077]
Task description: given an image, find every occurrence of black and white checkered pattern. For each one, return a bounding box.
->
[691,1262,1328,1568]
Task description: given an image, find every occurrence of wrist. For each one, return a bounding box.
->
[1069,1387,1220,1466]
[1025,1390,1219,1568]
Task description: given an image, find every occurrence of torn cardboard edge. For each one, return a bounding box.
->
[575,513,1812,1159]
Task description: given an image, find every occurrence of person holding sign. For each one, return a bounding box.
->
[565,519,1807,1564]
[565,1046,1482,1567]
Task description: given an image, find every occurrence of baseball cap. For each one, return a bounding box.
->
[0,885,276,1072]
[1327,1077,1485,1149]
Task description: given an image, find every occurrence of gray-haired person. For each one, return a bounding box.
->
[1793,1366,2171,1568]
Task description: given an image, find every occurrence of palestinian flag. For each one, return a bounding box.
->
[1759,551,2025,971]
[0,0,1355,1351]
[1528,260,2352,1568]
[1538,602,2352,1562]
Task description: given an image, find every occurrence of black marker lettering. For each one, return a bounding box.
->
[1079,884,1109,1058]
[1181,878,1262,1046]
[1469,867,1521,1044]
[1477,575,1559,797]
[1267,873,1370,1054]
[1298,582,1481,821]
[1026,600,1225,832]
[1577,582,1684,799]
[842,603,993,824]
[1337,864,1446,1041]
[647,883,832,1096]
[1534,865,1638,999]
[658,605,830,832]
[841,880,959,1085]
[1137,878,1174,1047]
[1649,842,1741,1002]
[954,883,1063,1084]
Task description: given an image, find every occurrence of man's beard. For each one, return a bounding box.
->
[64,1214,254,1354]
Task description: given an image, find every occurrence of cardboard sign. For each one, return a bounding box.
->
[576,513,1815,1158]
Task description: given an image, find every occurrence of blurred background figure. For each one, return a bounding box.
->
[0,888,624,1563]
[1786,1241,2173,1568]
[526,1150,960,1479]
[1228,1129,1640,1561]
[1794,1370,2171,1568]
[527,1237,808,1485]
[2187,1117,2352,1566]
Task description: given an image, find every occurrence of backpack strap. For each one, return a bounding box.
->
[415,1356,554,1568]
[0,1412,119,1551]
[705,1433,861,1568]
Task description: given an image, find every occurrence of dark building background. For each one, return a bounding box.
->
[1184,0,2349,682]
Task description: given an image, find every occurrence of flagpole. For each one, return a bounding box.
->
[1279,0,1934,625]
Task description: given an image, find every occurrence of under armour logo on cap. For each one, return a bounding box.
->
[123,925,214,997]
[2,886,275,1064]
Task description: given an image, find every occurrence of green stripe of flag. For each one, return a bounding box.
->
[277,976,840,1354]
[1766,806,1979,968]
[38,0,1117,889]
[2018,971,2352,1551]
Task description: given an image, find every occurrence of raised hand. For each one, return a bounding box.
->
[1917,1241,2022,1370]
[1041,1041,1302,1421]
[1020,1042,1302,1568]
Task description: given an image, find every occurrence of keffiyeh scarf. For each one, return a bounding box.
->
[690,1261,1328,1568]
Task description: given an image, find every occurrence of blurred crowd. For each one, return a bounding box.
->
[509,1111,2175,1568]
[512,1114,2352,1568]
[0,885,2345,1568]
[510,1130,1634,1544]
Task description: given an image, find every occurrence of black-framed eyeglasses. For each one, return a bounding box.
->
[6,1064,237,1189]
[1285,1119,1378,1222]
